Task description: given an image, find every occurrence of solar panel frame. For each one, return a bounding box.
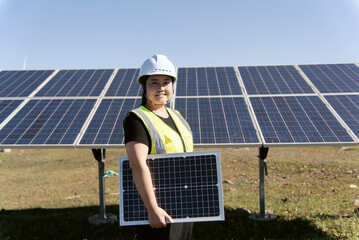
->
[119,150,224,226]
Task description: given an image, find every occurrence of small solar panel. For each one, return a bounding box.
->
[238,65,314,95]
[105,69,142,96]
[35,69,114,97]
[0,70,54,97]
[250,96,355,144]
[119,151,224,226]
[0,100,23,124]
[176,67,242,96]
[175,97,260,146]
[0,99,96,146]
[325,95,359,138]
[78,98,141,146]
[299,64,359,93]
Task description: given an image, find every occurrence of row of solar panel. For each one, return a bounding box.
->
[0,63,359,148]
[1,64,359,98]
[0,94,358,147]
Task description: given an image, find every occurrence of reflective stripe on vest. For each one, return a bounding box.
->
[133,108,167,154]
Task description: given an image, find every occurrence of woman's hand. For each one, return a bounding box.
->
[148,207,174,228]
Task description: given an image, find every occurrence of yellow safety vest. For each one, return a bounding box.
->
[131,105,193,154]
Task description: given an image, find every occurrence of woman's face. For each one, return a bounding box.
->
[145,75,173,105]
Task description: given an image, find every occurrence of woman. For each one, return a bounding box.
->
[123,54,194,240]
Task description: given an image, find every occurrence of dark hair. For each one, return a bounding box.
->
[139,76,149,106]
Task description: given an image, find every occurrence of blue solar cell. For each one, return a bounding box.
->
[325,95,359,138]
[35,69,113,97]
[0,99,96,145]
[176,67,242,96]
[175,97,259,144]
[105,69,142,96]
[299,64,359,93]
[250,96,354,144]
[120,151,224,226]
[238,65,314,95]
[0,100,23,124]
[79,98,141,145]
[0,70,54,97]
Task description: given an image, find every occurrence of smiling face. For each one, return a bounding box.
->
[145,74,173,106]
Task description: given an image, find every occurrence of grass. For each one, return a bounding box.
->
[0,147,358,239]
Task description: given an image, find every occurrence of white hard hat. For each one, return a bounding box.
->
[137,54,177,84]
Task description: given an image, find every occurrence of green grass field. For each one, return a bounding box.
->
[0,147,358,239]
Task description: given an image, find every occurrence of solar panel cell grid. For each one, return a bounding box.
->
[0,70,54,97]
[250,96,354,144]
[119,151,224,226]
[105,69,141,96]
[238,65,314,95]
[175,97,259,145]
[79,98,141,145]
[299,64,359,93]
[325,95,359,138]
[0,99,96,145]
[36,69,113,97]
[176,67,242,96]
[0,100,23,124]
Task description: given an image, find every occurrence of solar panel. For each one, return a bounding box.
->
[298,64,359,93]
[0,100,23,124]
[325,95,359,138]
[105,69,142,96]
[0,70,54,97]
[0,99,96,147]
[176,67,242,96]
[250,96,355,145]
[78,98,141,146]
[175,97,260,146]
[238,65,314,95]
[35,69,114,97]
[119,151,224,226]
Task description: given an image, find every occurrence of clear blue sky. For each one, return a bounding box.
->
[0,0,358,70]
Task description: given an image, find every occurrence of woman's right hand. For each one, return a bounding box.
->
[148,207,173,228]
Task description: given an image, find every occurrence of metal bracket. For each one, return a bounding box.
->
[249,146,277,221]
[88,148,117,225]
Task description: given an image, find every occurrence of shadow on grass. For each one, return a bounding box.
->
[0,206,337,240]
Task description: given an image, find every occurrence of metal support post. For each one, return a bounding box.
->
[249,147,276,221]
[88,148,117,225]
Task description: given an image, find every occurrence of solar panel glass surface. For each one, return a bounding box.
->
[35,69,113,97]
[79,98,141,145]
[298,64,359,93]
[325,95,359,138]
[0,100,23,124]
[105,69,141,96]
[250,96,355,144]
[176,67,242,96]
[175,97,259,145]
[238,65,314,95]
[0,70,54,97]
[0,99,96,146]
[119,151,224,226]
